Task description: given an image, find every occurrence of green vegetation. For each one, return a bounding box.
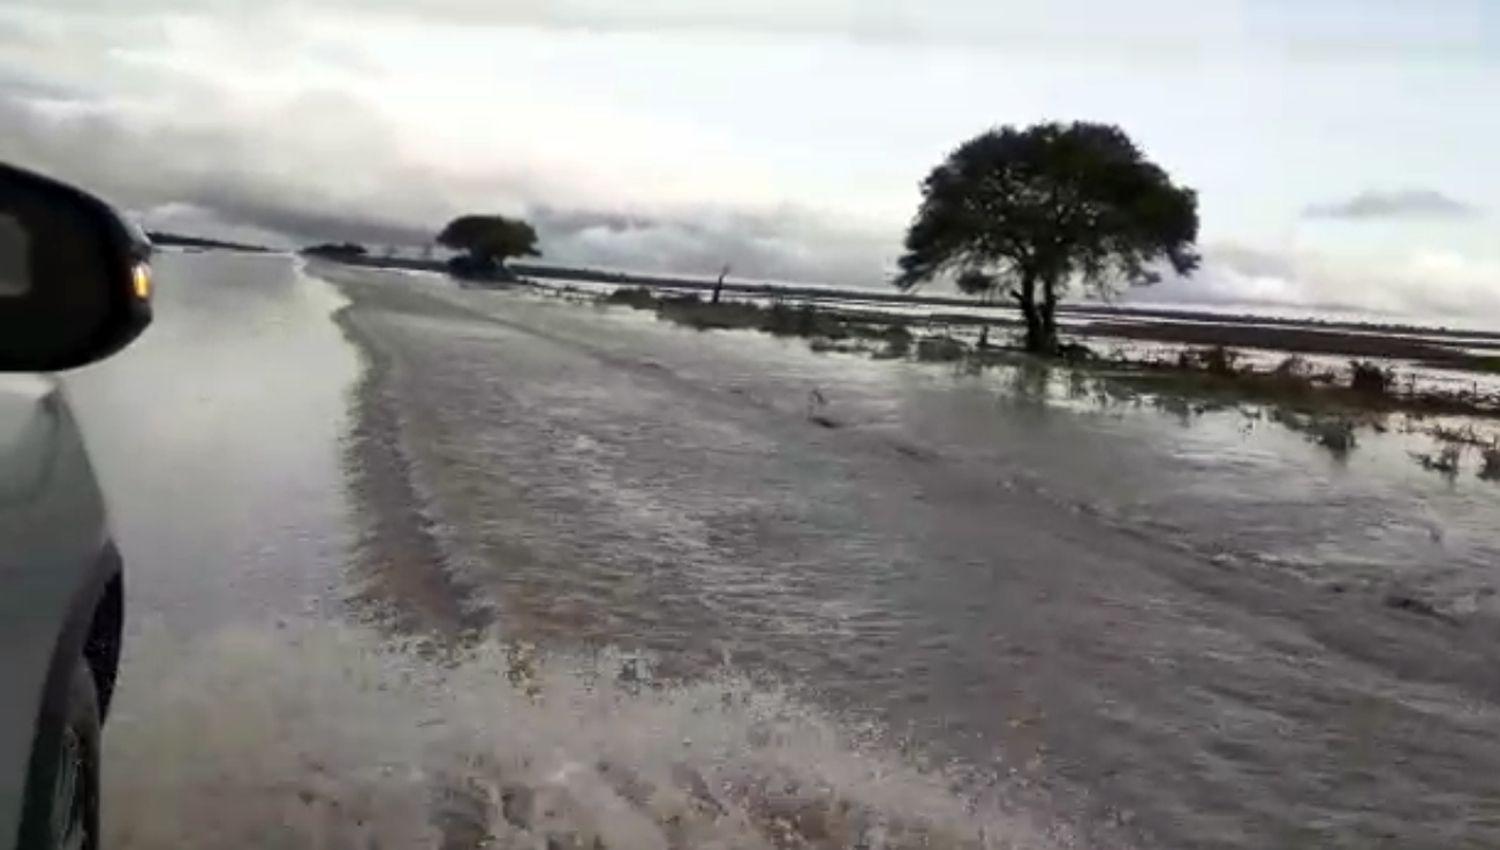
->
[1105,347,1500,421]
[895,122,1200,353]
[604,288,907,344]
[594,288,1500,466]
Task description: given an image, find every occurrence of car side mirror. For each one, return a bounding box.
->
[0,163,152,372]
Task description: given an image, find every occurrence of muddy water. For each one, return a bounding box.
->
[62,253,1050,849]
[322,263,1500,849]
[65,251,359,634]
[56,252,1500,849]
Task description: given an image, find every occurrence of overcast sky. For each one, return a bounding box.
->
[2,1,1497,317]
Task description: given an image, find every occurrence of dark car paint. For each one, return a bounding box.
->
[0,378,121,848]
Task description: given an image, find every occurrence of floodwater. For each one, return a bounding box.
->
[65,252,359,634]
[62,253,1050,849]
[59,252,1500,848]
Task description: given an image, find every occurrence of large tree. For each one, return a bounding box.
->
[896,122,1200,353]
[437,214,541,272]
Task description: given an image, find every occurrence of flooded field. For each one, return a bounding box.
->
[62,253,1056,849]
[58,252,1500,848]
[325,263,1500,848]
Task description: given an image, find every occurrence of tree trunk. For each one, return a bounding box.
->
[1019,302,1045,353]
[1039,278,1060,354]
[1015,272,1056,354]
[712,267,728,304]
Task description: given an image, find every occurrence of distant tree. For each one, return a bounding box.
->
[302,242,368,259]
[895,122,1200,353]
[437,215,540,276]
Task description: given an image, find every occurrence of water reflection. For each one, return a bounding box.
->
[63,252,358,635]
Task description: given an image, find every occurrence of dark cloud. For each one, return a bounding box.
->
[0,84,895,285]
[1303,189,1482,221]
[0,2,903,283]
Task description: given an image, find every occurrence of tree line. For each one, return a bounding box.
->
[409,121,1200,355]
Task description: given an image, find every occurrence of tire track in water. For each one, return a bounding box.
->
[310,266,1143,847]
[334,291,492,637]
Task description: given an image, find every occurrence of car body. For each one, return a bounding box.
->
[0,162,151,849]
[0,376,122,849]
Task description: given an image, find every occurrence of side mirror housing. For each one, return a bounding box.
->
[0,164,152,371]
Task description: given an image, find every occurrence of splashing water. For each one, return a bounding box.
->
[102,620,1058,849]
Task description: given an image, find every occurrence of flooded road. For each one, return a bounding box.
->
[59,252,1500,848]
[63,253,1039,849]
[325,261,1500,849]
[65,251,358,635]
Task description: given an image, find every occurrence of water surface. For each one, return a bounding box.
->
[59,252,1500,848]
[326,263,1500,849]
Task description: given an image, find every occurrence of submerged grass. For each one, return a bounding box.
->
[1480,446,1500,481]
[606,287,905,343]
[1412,445,1463,478]
[915,337,968,363]
[597,288,1500,464]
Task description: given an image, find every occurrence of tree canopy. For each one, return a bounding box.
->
[437,215,541,269]
[955,269,998,300]
[896,122,1200,352]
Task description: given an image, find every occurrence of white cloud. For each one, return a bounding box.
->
[1134,245,1500,323]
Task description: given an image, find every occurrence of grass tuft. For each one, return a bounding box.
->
[1479,446,1500,481]
[915,337,968,363]
[1350,360,1394,396]
[1413,445,1462,477]
[603,287,659,309]
[1178,345,1241,376]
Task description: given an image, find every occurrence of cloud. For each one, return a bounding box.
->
[0,2,916,285]
[1303,189,1482,221]
[1131,243,1500,322]
[20,0,1240,49]
[0,77,896,285]
[4,1,1498,319]
[8,79,1497,317]
[26,0,1494,62]
[529,206,894,284]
